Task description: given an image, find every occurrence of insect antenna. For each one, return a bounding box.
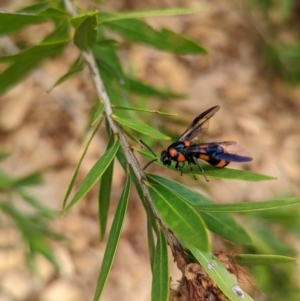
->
[139,140,158,170]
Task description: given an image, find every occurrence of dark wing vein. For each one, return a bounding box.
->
[178,105,220,142]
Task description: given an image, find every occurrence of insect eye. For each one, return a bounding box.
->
[161,151,171,165]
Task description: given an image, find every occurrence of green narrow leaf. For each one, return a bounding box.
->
[147,209,156,270]
[101,16,207,54]
[0,9,68,35]
[91,102,105,125]
[0,172,14,189]
[235,254,296,266]
[195,198,300,213]
[73,11,98,50]
[92,27,132,112]
[151,227,169,301]
[95,39,121,48]
[98,8,209,23]
[62,119,103,209]
[0,171,43,189]
[0,43,67,96]
[98,140,115,241]
[120,126,141,144]
[249,228,295,256]
[0,23,70,96]
[112,105,177,115]
[17,0,56,14]
[126,77,184,99]
[13,172,43,187]
[17,190,55,218]
[1,202,59,268]
[63,139,120,214]
[93,172,130,301]
[36,8,69,19]
[136,148,275,181]
[17,1,56,14]
[41,21,70,44]
[48,55,85,92]
[112,115,170,140]
[147,173,251,245]
[147,182,210,252]
[189,247,254,301]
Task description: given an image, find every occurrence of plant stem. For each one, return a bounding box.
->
[63,0,182,254]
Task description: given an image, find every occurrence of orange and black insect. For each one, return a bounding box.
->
[141,105,252,181]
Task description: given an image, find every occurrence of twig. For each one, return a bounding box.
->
[63,0,182,254]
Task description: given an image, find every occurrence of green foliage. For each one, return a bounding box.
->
[100,13,207,54]
[151,227,169,301]
[189,248,254,301]
[0,161,62,268]
[93,172,130,301]
[241,206,300,300]
[112,114,170,140]
[1,2,299,301]
[147,181,210,252]
[148,173,251,245]
[247,0,300,83]
[47,55,85,92]
[63,138,120,214]
[72,11,98,50]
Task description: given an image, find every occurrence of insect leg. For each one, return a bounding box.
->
[194,156,209,182]
[175,162,185,176]
[185,157,197,180]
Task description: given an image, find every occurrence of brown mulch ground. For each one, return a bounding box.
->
[0,1,300,301]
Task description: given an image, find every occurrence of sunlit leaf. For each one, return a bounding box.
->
[190,247,254,301]
[151,227,169,301]
[112,115,170,140]
[98,8,209,23]
[102,16,207,55]
[148,173,251,245]
[194,198,300,213]
[236,254,296,266]
[62,120,103,209]
[112,105,177,116]
[63,139,119,214]
[93,172,130,301]
[147,182,210,251]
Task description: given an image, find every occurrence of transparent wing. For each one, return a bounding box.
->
[178,106,220,142]
[208,141,253,162]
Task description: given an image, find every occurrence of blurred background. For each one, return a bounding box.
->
[0,0,300,300]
